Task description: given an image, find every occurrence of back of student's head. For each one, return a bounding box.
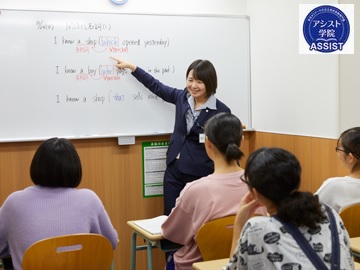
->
[244,147,325,229]
[30,137,82,188]
[205,112,244,164]
[186,59,217,96]
[338,127,360,160]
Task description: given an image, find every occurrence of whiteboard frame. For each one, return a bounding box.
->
[0,9,251,142]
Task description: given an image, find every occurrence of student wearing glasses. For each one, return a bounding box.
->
[315,127,360,213]
[226,147,353,270]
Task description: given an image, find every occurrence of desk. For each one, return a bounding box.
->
[351,237,360,254]
[127,220,182,270]
[192,258,228,270]
[350,236,360,263]
[192,258,360,270]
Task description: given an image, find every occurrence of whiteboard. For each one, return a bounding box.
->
[0,9,251,142]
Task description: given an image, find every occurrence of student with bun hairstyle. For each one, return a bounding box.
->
[316,127,360,212]
[160,113,267,270]
[226,147,353,270]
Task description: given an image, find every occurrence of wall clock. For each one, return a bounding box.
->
[111,0,128,5]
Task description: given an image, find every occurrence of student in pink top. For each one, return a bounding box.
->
[161,112,267,270]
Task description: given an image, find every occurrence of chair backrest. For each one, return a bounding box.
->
[196,215,235,261]
[22,233,114,270]
[340,203,360,238]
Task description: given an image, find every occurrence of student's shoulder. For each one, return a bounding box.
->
[4,188,28,201]
[5,185,41,197]
[1,186,44,208]
[316,176,347,193]
[182,177,208,192]
[178,176,216,201]
[324,176,347,184]
[76,188,99,197]
[241,216,274,235]
[248,215,272,223]
[66,188,101,203]
[75,189,105,208]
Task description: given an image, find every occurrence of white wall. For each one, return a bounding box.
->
[339,0,360,133]
[0,0,246,15]
[2,0,356,139]
[247,0,358,139]
[247,0,340,138]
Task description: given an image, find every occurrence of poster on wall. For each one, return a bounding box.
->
[142,141,169,198]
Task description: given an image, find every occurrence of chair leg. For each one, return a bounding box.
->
[353,251,360,262]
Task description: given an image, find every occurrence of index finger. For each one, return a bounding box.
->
[110,56,119,62]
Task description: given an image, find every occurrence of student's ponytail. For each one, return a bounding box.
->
[277,191,325,229]
[244,147,326,228]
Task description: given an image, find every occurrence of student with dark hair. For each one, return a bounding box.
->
[315,127,360,212]
[0,138,118,270]
[226,147,354,270]
[160,113,266,270]
[112,57,231,215]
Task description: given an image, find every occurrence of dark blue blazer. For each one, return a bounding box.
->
[132,67,231,177]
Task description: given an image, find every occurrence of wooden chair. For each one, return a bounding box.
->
[340,203,360,260]
[340,203,360,238]
[196,215,235,261]
[22,233,114,270]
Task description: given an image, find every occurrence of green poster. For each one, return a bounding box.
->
[142,141,169,198]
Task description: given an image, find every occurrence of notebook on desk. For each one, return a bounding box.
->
[192,258,228,270]
[133,215,168,235]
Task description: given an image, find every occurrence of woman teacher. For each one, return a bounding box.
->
[112,57,231,215]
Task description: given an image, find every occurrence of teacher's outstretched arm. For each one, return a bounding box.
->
[110,57,137,72]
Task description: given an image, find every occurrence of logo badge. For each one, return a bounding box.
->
[299,4,354,54]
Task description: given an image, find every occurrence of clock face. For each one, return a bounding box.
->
[111,0,128,4]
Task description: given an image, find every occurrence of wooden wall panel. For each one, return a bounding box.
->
[0,137,169,270]
[239,130,254,169]
[59,136,170,270]
[310,137,348,191]
[0,132,253,269]
[252,132,348,192]
[0,142,37,194]
[0,131,350,269]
